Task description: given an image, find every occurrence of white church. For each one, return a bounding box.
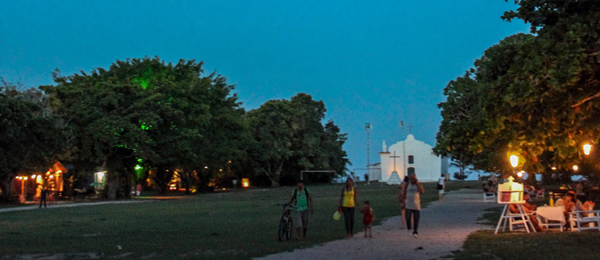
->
[368,134,449,184]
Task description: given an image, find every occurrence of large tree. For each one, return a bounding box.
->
[43,57,244,197]
[247,93,349,186]
[0,81,63,200]
[435,0,600,180]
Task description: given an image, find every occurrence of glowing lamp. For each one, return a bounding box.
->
[24,177,28,180]
[551,167,557,170]
[584,144,592,155]
[49,175,54,179]
[242,178,250,188]
[573,165,579,171]
[510,155,519,168]
[97,172,105,180]
[517,171,523,178]
[32,175,36,178]
[135,165,142,170]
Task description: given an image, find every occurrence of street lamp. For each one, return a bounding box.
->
[510,155,519,168]
[583,144,592,156]
[573,165,579,171]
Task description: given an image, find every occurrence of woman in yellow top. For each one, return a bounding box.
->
[338,178,358,238]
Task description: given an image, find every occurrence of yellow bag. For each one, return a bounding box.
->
[333,210,341,221]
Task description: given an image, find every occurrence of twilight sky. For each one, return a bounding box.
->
[0,1,530,174]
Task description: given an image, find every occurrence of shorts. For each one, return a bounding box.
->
[439,189,444,194]
[295,210,309,228]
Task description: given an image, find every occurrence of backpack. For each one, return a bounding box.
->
[293,188,310,205]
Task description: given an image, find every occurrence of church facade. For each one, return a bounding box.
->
[370,134,449,183]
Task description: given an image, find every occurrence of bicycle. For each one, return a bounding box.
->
[275,203,296,241]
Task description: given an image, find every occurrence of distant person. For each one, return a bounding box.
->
[437,173,445,202]
[360,200,375,238]
[136,183,142,196]
[364,174,369,185]
[398,176,409,229]
[483,180,496,194]
[338,177,358,239]
[287,180,314,240]
[39,186,48,209]
[405,174,424,238]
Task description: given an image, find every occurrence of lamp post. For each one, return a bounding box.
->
[510,155,519,168]
[510,154,519,181]
[583,144,592,156]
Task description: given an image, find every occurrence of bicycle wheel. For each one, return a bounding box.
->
[285,217,293,240]
[278,217,287,241]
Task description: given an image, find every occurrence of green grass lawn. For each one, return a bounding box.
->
[454,201,600,260]
[0,181,469,259]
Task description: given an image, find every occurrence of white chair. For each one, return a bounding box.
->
[570,210,600,232]
[483,192,496,202]
[508,211,536,232]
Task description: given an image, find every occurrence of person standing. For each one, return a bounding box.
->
[398,176,409,229]
[338,178,358,239]
[39,186,48,209]
[287,180,314,240]
[360,200,375,238]
[437,174,445,202]
[405,174,424,238]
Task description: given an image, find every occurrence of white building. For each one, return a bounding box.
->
[371,134,449,183]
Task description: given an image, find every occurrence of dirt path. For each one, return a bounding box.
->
[255,188,500,260]
[0,200,148,213]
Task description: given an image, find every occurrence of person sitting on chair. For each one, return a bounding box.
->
[509,193,542,231]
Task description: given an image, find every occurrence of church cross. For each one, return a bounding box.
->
[389,151,401,172]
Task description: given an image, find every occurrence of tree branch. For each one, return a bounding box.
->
[572,92,600,107]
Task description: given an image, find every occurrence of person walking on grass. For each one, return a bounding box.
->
[287,180,314,240]
[360,200,375,238]
[405,174,424,238]
[338,177,358,239]
[398,176,409,229]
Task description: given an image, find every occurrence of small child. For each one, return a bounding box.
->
[360,200,375,238]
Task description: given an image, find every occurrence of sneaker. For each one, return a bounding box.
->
[412,233,418,238]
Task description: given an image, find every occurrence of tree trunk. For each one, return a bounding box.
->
[104,156,119,200]
[0,176,12,201]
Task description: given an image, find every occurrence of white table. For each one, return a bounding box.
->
[536,206,565,231]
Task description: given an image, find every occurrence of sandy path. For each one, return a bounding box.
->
[256,188,500,260]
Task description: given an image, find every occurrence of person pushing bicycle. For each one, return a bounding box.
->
[287,179,314,240]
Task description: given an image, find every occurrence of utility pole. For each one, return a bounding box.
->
[365,123,372,168]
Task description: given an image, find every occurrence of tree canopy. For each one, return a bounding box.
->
[435,0,600,181]
[42,57,246,197]
[0,81,63,199]
[247,93,349,186]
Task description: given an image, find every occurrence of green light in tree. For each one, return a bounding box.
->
[139,120,152,130]
[133,67,153,90]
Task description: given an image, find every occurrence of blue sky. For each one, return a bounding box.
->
[0,1,530,174]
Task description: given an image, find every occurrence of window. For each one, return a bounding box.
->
[407,167,415,176]
[408,155,414,164]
